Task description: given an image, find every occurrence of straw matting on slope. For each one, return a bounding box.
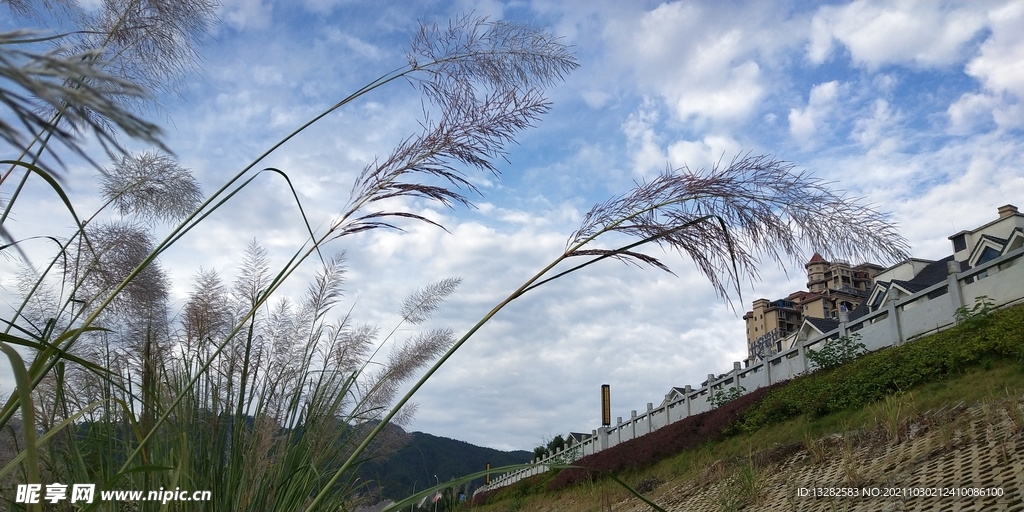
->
[615,396,1023,512]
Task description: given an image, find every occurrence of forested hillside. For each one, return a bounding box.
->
[358,430,532,500]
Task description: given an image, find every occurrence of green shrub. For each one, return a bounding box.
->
[547,383,784,491]
[739,303,1024,433]
[955,295,995,327]
[806,333,866,371]
[708,385,746,409]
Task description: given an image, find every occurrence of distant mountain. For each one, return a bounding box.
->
[355,429,532,501]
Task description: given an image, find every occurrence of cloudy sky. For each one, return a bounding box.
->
[3,0,1023,452]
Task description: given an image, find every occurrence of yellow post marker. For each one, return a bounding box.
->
[601,384,611,426]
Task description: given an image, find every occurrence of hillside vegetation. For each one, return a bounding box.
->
[358,430,531,501]
[472,302,1024,511]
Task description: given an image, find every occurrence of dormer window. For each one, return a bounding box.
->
[977,246,1000,265]
[952,234,967,252]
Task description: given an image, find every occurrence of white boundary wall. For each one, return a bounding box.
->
[475,249,1024,495]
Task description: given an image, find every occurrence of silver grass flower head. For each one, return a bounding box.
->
[100,151,203,225]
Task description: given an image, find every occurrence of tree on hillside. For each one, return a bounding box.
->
[547,434,565,455]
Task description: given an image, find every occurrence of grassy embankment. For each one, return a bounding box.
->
[472,301,1024,511]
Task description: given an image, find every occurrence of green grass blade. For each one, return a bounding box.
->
[0,400,100,480]
[382,464,536,512]
[605,471,669,512]
[0,331,111,375]
[0,159,86,235]
[0,341,41,512]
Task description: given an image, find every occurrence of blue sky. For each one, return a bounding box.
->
[3,0,1023,452]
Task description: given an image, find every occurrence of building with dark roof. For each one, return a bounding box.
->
[744,203,1021,361]
[565,432,592,446]
[744,253,884,360]
[950,204,1024,269]
[865,255,958,312]
[864,204,1023,313]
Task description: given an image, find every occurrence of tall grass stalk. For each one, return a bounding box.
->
[3,8,911,512]
[315,154,911,510]
[3,11,577,511]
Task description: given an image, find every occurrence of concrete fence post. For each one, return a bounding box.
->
[887,295,904,346]
[797,341,807,374]
[948,260,964,313]
[732,362,741,391]
[630,410,637,439]
[646,403,653,432]
[684,385,692,417]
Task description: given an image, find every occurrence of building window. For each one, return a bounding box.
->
[978,246,1000,265]
[952,234,967,252]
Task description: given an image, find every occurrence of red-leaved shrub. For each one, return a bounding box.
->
[547,382,784,491]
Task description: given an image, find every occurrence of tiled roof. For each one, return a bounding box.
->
[807,252,826,264]
[901,256,954,292]
[568,432,592,442]
[805,316,839,333]
[979,234,1008,245]
[848,301,871,321]
[891,255,955,293]
[890,279,920,293]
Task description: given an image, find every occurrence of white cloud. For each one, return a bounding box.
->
[668,59,763,125]
[947,92,997,135]
[852,99,902,154]
[806,13,834,65]
[155,0,1024,454]
[965,2,1024,98]
[949,2,1024,133]
[302,0,348,14]
[219,0,273,31]
[601,2,788,127]
[451,0,507,21]
[794,126,1024,259]
[788,80,842,148]
[991,101,1024,130]
[622,103,667,178]
[6,0,1024,456]
[891,144,1023,258]
[581,90,612,109]
[324,29,385,61]
[808,1,987,69]
[666,135,743,172]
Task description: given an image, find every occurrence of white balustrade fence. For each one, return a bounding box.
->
[475,249,1024,496]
